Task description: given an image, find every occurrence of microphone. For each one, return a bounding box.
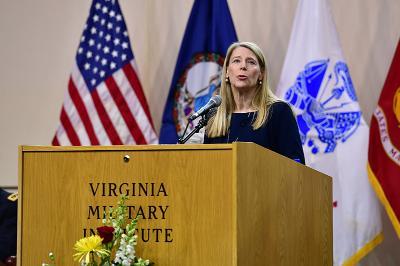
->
[189,95,222,121]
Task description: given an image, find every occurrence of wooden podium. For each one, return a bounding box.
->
[18,143,332,265]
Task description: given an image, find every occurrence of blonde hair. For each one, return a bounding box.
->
[206,41,278,137]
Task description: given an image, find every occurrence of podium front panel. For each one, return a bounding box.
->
[19,145,234,265]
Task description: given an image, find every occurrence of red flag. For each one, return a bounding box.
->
[52,0,158,146]
[368,39,400,237]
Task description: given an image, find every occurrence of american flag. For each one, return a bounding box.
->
[52,0,158,146]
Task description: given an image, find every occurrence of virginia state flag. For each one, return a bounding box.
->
[159,0,237,143]
[276,0,382,264]
[368,39,400,238]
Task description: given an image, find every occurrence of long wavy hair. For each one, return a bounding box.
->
[206,42,278,138]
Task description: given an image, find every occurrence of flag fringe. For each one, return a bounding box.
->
[367,163,400,238]
[342,232,383,266]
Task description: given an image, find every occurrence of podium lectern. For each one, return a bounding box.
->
[18,143,332,265]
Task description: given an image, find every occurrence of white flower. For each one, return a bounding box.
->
[126,245,133,254]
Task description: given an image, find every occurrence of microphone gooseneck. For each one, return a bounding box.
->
[178,95,221,144]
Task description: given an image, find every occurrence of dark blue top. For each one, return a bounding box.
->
[204,101,305,164]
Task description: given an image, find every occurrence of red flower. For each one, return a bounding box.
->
[97,226,115,244]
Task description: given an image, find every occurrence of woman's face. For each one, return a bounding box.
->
[227,46,262,92]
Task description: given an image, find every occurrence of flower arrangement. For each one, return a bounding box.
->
[75,195,151,266]
[43,195,152,266]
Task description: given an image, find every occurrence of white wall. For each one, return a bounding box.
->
[0,0,399,264]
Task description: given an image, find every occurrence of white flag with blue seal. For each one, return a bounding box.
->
[276,0,382,265]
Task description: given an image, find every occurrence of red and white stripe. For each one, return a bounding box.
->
[52,60,158,146]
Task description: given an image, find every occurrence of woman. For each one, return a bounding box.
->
[204,42,305,164]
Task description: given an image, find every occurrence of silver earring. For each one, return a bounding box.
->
[258,79,262,85]
[225,76,229,83]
